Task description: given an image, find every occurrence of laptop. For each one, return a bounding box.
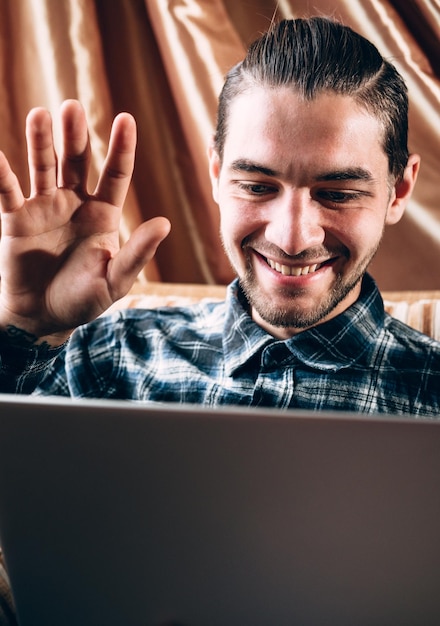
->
[0,394,439,626]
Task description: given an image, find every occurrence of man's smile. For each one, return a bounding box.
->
[266,258,323,276]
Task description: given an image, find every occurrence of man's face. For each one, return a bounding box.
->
[209,87,414,339]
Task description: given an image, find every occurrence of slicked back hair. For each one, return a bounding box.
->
[214,17,409,180]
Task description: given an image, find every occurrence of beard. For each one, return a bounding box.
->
[229,240,382,332]
[239,267,361,330]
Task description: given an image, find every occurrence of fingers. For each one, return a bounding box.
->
[0,105,59,213]
[26,107,58,196]
[27,100,91,194]
[60,100,91,191]
[93,112,137,208]
[107,217,171,299]
[0,152,25,213]
[3,101,135,212]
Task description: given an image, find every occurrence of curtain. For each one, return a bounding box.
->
[0,0,438,290]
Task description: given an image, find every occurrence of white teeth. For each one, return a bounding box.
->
[267,259,321,276]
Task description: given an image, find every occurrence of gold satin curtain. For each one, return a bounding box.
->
[0,0,439,289]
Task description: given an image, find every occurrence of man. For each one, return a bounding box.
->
[0,17,439,416]
[0,15,439,625]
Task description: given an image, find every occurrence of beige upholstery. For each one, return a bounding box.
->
[108,282,440,341]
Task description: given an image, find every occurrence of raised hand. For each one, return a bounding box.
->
[0,100,170,345]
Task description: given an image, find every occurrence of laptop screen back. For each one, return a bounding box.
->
[0,395,439,626]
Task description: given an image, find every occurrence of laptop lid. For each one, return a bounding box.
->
[0,394,439,626]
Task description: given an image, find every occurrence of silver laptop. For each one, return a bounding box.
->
[0,394,439,626]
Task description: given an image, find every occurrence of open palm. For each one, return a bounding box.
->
[0,101,170,344]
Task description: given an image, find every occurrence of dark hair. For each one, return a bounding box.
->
[214,17,409,180]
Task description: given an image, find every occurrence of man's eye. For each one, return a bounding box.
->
[317,190,361,204]
[237,182,277,195]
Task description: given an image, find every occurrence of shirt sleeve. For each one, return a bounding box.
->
[0,338,66,395]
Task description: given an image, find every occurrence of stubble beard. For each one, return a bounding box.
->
[235,245,380,331]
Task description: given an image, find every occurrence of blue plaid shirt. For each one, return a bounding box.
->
[1,274,439,417]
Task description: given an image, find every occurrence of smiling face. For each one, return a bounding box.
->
[209,87,419,339]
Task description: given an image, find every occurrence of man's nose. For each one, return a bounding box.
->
[264,189,325,256]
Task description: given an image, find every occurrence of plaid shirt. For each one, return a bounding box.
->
[1,274,439,417]
[0,275,439,624]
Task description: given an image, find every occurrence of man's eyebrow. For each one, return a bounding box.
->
[229,159,279,177]
[315,167,374,182]
[228,161,376,183]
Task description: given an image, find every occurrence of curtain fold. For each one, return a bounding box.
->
[0,0,439,289]
[144,0,244,283]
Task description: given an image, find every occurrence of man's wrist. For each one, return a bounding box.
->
[0,324,71,350]
[0,324,67,395]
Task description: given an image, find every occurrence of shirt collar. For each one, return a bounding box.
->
[222,274,385,376]
[222,282,274,376]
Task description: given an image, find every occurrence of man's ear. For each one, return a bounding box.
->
[385,153,421,225]
[207,140,221,204]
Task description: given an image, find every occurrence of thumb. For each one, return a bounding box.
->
[107,217,171,300]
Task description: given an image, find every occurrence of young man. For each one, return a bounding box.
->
[0,17,439,416]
